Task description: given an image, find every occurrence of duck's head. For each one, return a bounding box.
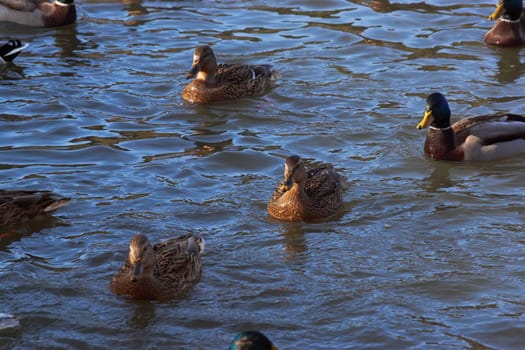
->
[229,331,278,350]
[128,234,156,282]
[186,45,217,79]
[488,0,523,21]
[282,155,307,190]
[416,92,452,130]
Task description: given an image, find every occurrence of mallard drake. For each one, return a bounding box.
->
[110,233,205,300]
[267,155,343,221]
[182,45,279,103]
[416,92,525,161]
[0,39,28,63]
[0,0,76,27]
[484,0,525,46]
[0,189,70,227]
[229,331,278,350]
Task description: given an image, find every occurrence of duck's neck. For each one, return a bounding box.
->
[196,71,217,87]
[292,181,311,203]
[425,127,456,159]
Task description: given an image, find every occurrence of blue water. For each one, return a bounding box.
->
[1,0,525,349]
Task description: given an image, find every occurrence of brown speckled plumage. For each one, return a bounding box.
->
[0,190,71,227]
[0,0,76,27]
[110,234,204,300]
[182,45,279,103]
[267,155,343,221]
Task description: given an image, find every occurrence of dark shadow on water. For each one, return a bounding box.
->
[420,162,456,193]
[0,62,26,80]
[127,301,156,329]
[493,47,525,84]
[353,0,462,13]
[276,222,308,261]
[0,215,69,249]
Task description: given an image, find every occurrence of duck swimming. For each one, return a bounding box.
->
[416,92,525,161]
[0,0,76,27]
[484,0,525,46]
[110,233,205,300]
[182,45,279,103]
[267,155,343,221]
[0,39,28,63]
[0,189,70,227]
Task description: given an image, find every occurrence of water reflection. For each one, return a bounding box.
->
[354,0,453,13]
[54,26,82,58]
[127,301,156,329]
[0,63,25,80]
[277,223,308,260]
[421,162,456,192]
[493,48,525,84]
[0,216,68,249]
[122,0,147,18]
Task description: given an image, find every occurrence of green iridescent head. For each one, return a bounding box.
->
[488,0,523,21]
[229,331,278,350]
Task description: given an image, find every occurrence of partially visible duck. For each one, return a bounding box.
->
[416,92,525,161]
[182,45,279,103]
[267,155,343,221]
[0,39,28,63]
[229,331,278,350]
[0,189,71,227]
[110,233,205,300]
[484,0,525,46]
[0,0,76,27]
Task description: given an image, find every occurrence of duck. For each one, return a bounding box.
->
[0,39,28,63]
[267,155,343,221]
[109,233,205,300]
[416,92,525,161]
[182,45,279,103]
[229,331,278,350]
[0,189,71,227]
[484,0,525,46]
[0,0,76,27]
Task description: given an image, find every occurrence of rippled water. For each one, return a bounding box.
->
[1,0,525,349]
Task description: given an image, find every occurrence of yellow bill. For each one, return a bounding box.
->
[416,110,433,129]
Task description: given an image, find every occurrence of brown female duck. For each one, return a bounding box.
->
[0,0,76,27]
[417,92,525,161]
[267,155,343,221]
[110,233,205,300]
[182,45,279,103]
[484,0,525,46]
[0,189,70,227]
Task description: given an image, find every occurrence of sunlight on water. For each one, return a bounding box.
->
[1,0,524,349]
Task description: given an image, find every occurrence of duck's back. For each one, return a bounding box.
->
[304,165,343,213]
[0,190,70,227]
[154,234,204,290]
[214,63,275,99]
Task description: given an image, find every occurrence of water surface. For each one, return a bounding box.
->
[1,0,525,349]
